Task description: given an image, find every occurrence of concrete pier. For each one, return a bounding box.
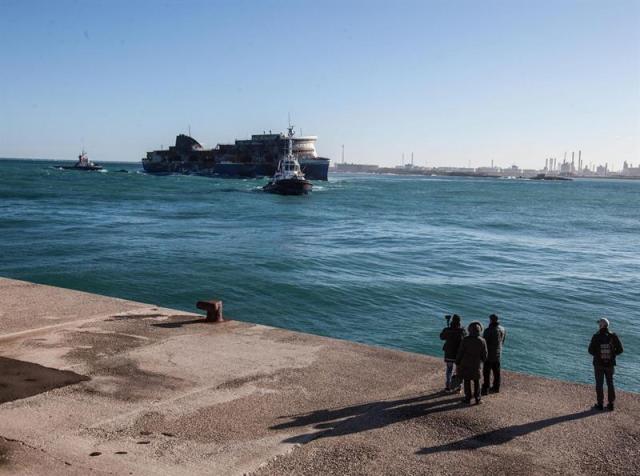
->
[1,277,638,475]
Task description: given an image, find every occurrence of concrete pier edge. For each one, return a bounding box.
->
[1,277,638,475]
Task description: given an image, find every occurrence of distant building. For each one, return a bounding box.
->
[476,166,501,174]
[334,162,379,173]
[435,167,474,173]
[622,161,640,177]
[507,165,521,175]
[560,160,572,175]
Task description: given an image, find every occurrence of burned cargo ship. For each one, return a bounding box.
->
[142,131,330,180]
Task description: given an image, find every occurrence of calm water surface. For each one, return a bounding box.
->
[1,159,638,392]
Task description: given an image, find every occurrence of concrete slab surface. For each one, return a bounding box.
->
[0,277,638,475]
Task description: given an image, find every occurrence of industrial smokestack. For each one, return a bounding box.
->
[578,150,582,171]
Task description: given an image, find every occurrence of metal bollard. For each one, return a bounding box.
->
[196,300,224,323]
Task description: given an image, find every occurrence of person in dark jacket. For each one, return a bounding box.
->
[482,314,506,395]
[588,318,623,411]
[456,321,488,404]
[440,314,467,392]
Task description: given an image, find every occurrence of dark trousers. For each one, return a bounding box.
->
[463,378,480,401]
[594,366,615,405]
[483,360,501,390]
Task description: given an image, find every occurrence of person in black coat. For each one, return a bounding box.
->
[456,321,488,404]
[440,314,467,392]
[588,318,623,411]
[482,314,506,395]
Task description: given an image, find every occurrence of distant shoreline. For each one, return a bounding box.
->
[3,158,638,180]
[330,170,640,181]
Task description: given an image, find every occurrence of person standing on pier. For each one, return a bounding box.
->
[456,321,488,405]
[482,314,507,395]
[588,318,623,411]
[440,314,467,392]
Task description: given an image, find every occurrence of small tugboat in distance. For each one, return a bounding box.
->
[61,150,103,171]
[263,126,312,195]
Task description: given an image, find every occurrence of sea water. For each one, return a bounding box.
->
[1,159,638,392]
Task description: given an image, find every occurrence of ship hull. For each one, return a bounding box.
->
[60,165,103,171]
[300,158,329,180]
[263,178,312,195]
[142,159,329,180]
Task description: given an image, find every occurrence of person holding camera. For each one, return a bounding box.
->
[456,321,488,404]
[439,314,467,392]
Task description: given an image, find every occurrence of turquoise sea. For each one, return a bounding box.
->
[1,159,638,392]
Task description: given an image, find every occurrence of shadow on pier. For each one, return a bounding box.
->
[272,391,465,444]
[0,357,89,404]
[272,390,598,451]
[152,318,210,329]
[417,409,598,455]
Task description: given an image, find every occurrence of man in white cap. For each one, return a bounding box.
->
[588,318,623,410]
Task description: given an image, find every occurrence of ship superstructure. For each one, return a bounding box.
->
[142,130,330,180]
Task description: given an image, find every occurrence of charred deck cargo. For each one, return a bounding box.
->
[142,132,330,180]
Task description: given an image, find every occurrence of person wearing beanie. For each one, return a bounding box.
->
[482,313,507,395]
[588,318,623,411]
[456,321,488,404]
[440,314,467,392]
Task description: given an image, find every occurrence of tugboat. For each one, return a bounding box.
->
[263,126,312,195]
[61,150,103,171]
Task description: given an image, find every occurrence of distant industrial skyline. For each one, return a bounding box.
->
[1,0,638,169]
[373,149,637,173]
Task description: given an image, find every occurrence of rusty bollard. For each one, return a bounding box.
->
[196,300,224,323]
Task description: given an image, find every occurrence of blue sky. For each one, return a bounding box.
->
[1,0,638,168]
